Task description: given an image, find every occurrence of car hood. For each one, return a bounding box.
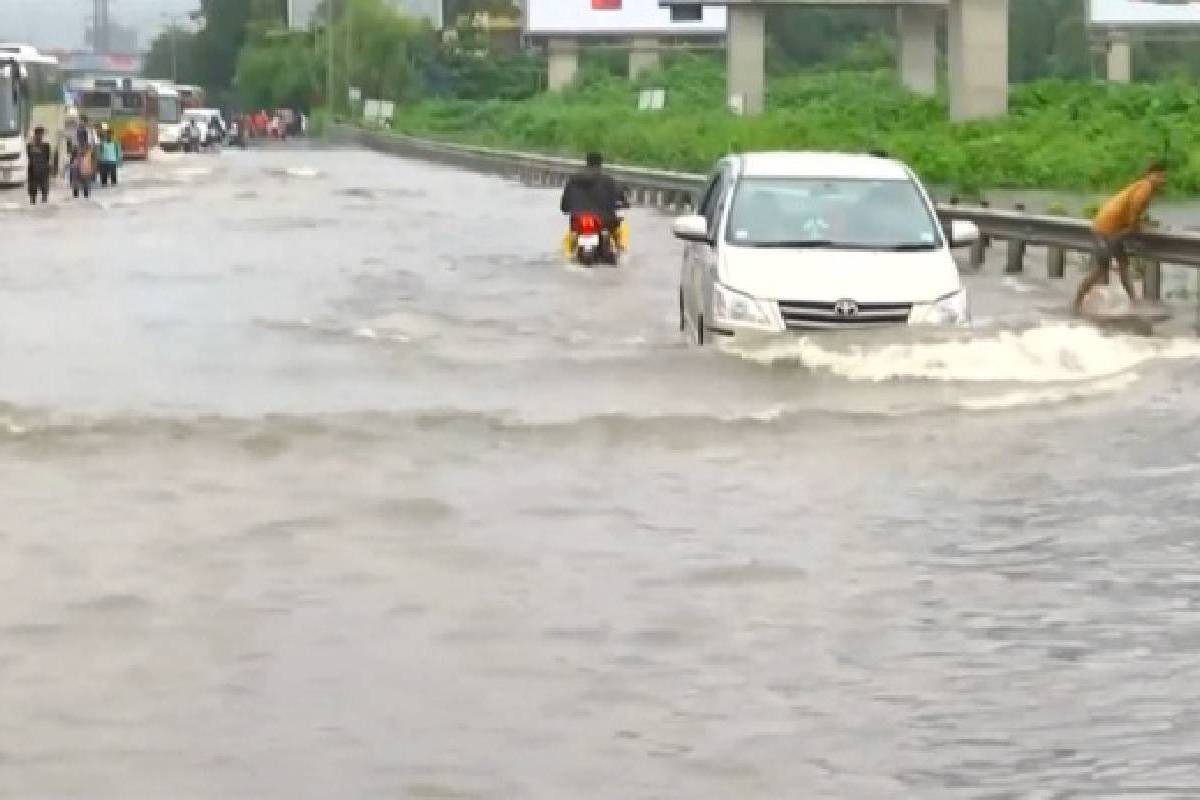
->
[720,246,961,304]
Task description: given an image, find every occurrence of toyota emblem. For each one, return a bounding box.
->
[833,299,859,317]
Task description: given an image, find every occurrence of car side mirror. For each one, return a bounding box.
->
[949,220,980,248]
[673,214,712,244]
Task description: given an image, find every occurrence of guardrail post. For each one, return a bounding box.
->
[1005,204,1027,274]
[969,237,986,268]
[1047,247,1065,279]
[1144,259,1162,302]
[1006,239,1026,273]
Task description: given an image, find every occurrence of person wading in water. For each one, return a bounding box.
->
[1074,161,1168,315]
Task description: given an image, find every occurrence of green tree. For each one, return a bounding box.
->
[327,0,436,108]
[143,26,201,84]
[235,37,322,110]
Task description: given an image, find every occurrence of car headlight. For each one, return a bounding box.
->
[712,282,773,328]
[909,289,970,326]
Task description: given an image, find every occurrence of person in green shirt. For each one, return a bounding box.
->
[97,127,122,187]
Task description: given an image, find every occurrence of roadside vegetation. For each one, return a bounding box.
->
[395,56,1200,196]
[146,0,1200,195]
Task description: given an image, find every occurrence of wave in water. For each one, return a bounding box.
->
[0,378,1165,450]
[733,323,1200,384]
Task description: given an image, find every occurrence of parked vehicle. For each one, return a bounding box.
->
[675,151,979,345]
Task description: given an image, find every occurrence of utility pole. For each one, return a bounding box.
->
[161,12,184,81]
[169,17,179,82]
[326,0,335,111]
[345,0,353,113]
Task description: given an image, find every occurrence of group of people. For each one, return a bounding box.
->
[242,109,305,140]
[25,114,123,205]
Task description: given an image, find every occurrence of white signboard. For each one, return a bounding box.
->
[1089,0,1200,26]
[526,0,726,36]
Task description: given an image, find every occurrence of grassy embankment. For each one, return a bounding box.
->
[392,57,1200,199]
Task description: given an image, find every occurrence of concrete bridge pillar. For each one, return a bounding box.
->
[947,0,1009,120]
[727,4,766,115]
[547,38,580,92]
[897,4,938,96]
[1107,33,1132,83]
[629,37,662,79]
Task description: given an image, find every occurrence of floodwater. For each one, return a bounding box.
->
[4,147,1200,799]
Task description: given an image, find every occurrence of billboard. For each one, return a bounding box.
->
[526,0,726,36]
[1089,0,1200,26]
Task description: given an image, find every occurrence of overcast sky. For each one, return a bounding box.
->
[3,0,199,50]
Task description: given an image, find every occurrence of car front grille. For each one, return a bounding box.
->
[0,152,19,162]
[778,300,912,330]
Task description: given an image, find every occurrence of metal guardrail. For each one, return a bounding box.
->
[340,124,1200,301]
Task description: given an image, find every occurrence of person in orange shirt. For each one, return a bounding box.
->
[1074,161,1168,314]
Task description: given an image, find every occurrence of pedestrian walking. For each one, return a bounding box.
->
[26,126,52,205]
[70,141,95,199]
[97,128,122,187]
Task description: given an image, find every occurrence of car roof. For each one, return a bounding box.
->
[734,152,912,181]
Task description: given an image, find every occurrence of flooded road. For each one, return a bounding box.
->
[4,147,1200,798]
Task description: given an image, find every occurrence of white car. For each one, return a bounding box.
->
[183,108,225,146]
[675,152,979,344]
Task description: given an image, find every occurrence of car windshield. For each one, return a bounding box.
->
[158,97,181,124]
[79,91,111,111]
[0,75,19,137]
[726,176,942,250]
[114,92,144,115]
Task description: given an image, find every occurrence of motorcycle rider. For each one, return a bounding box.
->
[560,152,628,241]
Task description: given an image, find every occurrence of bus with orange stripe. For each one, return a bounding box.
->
[69,77,156,159]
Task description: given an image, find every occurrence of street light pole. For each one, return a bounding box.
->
[326,0,335,112]
[161,12,182,82]
[345,0,352,108]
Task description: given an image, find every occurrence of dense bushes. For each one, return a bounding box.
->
[395,56,1200,194]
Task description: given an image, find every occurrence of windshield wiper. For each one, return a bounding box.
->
[749,240,837,249]
[882,242,939,252]
[749,240,940,252]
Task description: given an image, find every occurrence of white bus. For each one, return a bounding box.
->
[0,44,67,187]
[146,80,184,151]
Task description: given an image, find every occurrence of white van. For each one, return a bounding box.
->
[183,108,224,147]
[674,152,979,344]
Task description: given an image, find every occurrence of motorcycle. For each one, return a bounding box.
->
[565,204,630,267]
